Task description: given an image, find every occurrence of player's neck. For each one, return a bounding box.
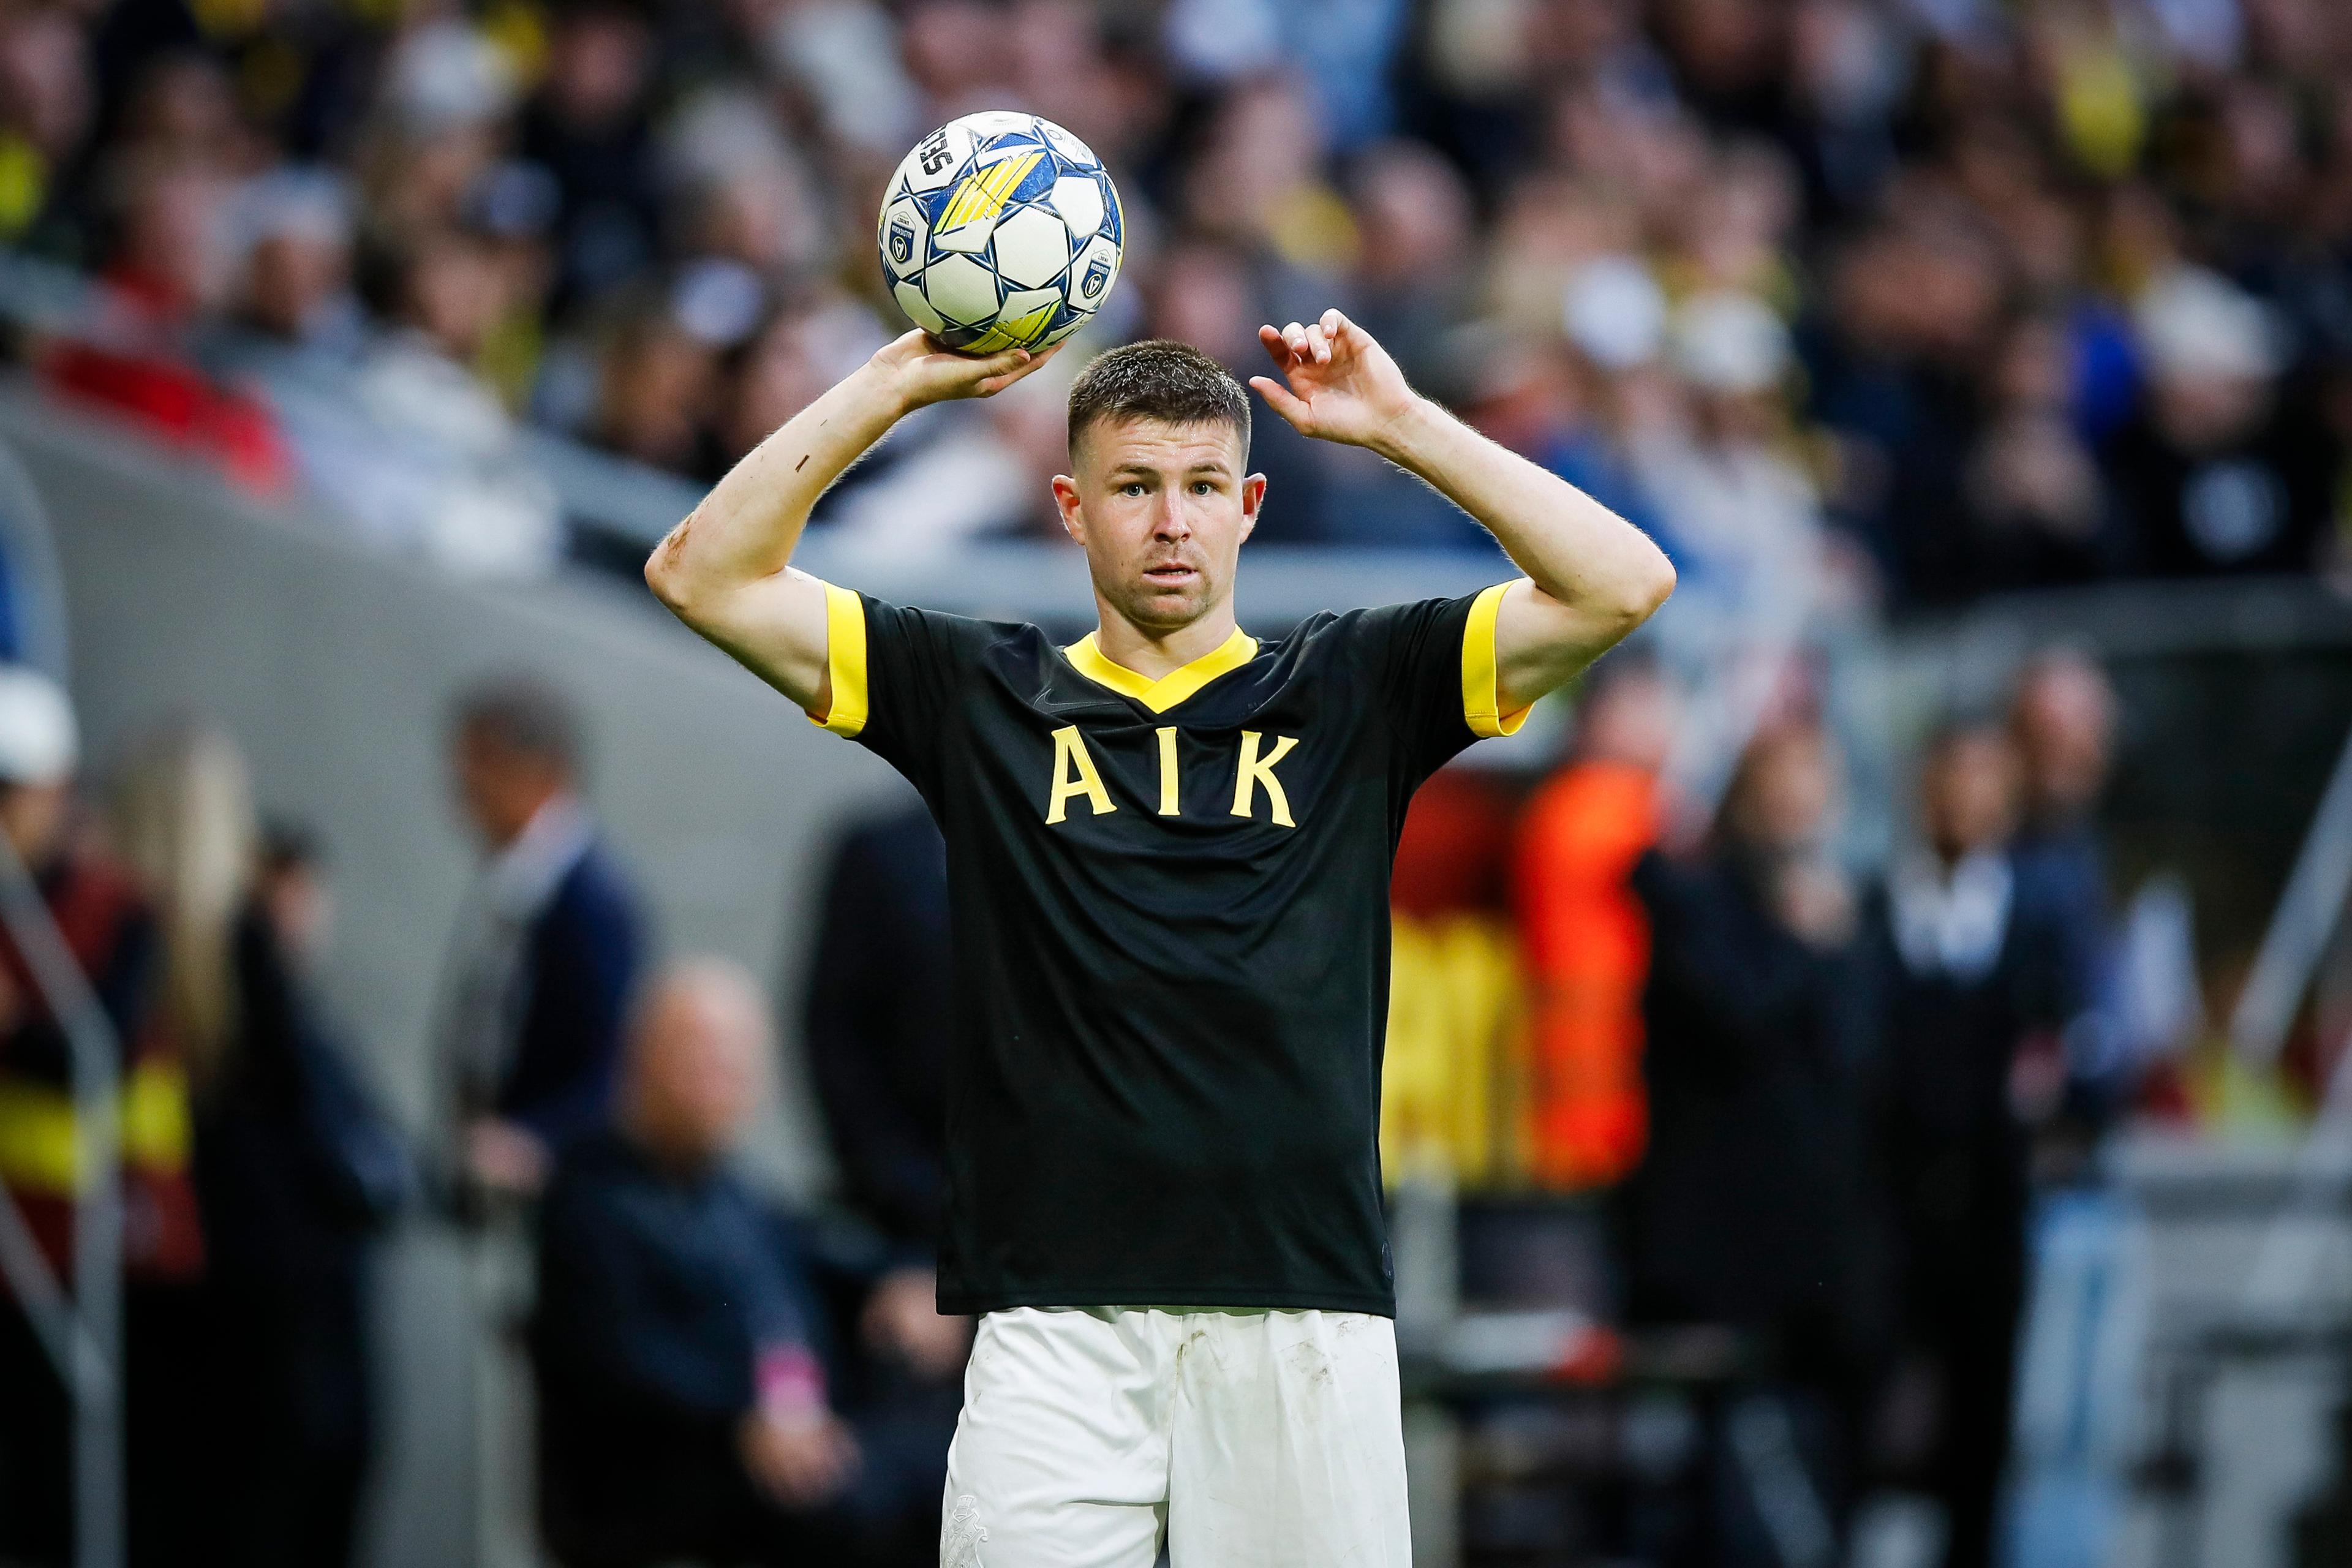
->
[1091,602,1240,680]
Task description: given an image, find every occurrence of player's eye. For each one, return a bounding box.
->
[1191,481,1215,495]
[1121,482,1146,497]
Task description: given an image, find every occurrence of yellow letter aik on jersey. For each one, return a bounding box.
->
[1046,726,1116,824]
[1043,728,1303,827]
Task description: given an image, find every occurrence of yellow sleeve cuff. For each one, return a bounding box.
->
[1461,580,1534,739]
[809,581,869,738]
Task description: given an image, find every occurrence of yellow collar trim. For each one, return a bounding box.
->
[1063,627,1258,713]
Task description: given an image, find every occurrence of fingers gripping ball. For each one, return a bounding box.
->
[878,111,1125,356]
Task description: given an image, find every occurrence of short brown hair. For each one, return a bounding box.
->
[1066,339,1250,458]
[452,674,581,777]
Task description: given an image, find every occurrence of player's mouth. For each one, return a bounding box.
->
[1142,563,1199,585]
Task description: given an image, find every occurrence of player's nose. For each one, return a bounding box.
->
[1153,492,1189,539]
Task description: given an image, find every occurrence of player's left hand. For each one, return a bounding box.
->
[1249,309,1420,451]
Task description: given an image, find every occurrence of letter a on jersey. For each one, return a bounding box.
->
[1230,731,1300,827]
[1046,726,1116,824]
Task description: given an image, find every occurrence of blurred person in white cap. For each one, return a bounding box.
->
[1631,289,1832,620]
[0,669,214,1567]
[1563,254,1670,377]
[358,17,516,240]
[2105,266,2334,576]
[1442,312,1664,556]
[227,167,365,355]
[0,664,78,860]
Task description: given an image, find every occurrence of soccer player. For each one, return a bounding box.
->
[646,310,1674,1566]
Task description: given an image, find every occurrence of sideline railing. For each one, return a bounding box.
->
[0,821,124,1568]
[0,420,113,1566]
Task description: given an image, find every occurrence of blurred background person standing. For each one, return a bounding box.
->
[435,674,642,1210]
[2011,649,2128,1144]
[1513,658,1679,1191]
[2001,649,2147,1568]
[0,671,196,1568]
[112,726,410,1568]
[1872,720,2076,1568]
[1623,715,1890,1564]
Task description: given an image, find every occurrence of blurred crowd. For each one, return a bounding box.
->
[0,628,2266,1568]
[4,0,2352,603]
[0,671,965,1568]
[1350,644,2149,1567]
[1598,658,2124,1568]
[0,678,408,1567]
[6,0,2352,1559]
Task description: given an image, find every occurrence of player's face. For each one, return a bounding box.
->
[1054,417,1265,633]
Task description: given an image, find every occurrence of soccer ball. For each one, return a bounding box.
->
[876,111,1125,355]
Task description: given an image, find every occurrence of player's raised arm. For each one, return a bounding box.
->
[1250,310,1676,711]
[644,331,1060,709]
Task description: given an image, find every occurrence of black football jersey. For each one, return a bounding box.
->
[808,578,1528,1315]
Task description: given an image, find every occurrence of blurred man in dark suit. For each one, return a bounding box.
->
[1874,722,2076,1568]
[1624,718,1891,1564]
[438,676,643,1205]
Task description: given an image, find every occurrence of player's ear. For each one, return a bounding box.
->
[1238,473,1267,543]
[1050,473,1085,545]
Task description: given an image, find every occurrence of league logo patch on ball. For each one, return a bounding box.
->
[876,112,1126,356]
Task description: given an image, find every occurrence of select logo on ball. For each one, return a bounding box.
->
[1079,254,1111,300]
[887,217,916,268]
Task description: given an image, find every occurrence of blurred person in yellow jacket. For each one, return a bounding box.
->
[1511,659,1678,1189]
[0,668,194,1567]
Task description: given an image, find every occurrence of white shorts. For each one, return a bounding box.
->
[940,1305,1411,1568]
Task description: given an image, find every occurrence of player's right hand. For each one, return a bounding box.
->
[872,329,1064,410]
